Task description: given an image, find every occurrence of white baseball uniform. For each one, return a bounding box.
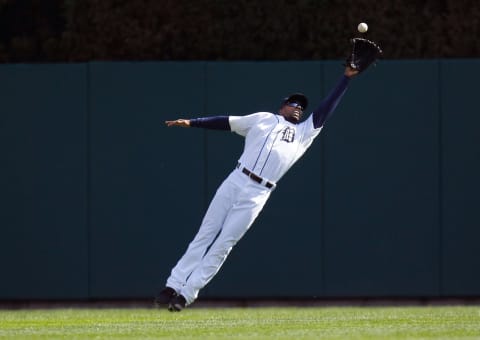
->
[165,75,351,305]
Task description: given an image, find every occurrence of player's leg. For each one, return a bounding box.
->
[165,178,239,292]
[179,186,271,305]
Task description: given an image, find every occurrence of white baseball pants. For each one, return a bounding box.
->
[166,168,272,305]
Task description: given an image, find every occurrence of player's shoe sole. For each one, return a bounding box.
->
[168,295,186,312]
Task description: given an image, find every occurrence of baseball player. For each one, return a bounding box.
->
[155,66,359,311]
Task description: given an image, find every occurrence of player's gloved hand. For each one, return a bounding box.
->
[345,38,382,73]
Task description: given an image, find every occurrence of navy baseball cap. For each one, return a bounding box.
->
[282,93,308,111]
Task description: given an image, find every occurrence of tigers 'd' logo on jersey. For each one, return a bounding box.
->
[281,127,295,143]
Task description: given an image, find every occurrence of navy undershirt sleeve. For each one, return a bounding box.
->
[312,75,351,129]
[189,116,231,130]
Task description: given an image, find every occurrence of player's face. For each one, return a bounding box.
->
[279,102,304,123]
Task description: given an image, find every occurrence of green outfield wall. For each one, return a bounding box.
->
[0,60,479,300]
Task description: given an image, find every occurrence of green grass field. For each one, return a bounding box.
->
[0,306,479,339]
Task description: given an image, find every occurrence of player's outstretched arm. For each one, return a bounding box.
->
[167,116,231,130]
[165,119,191,127]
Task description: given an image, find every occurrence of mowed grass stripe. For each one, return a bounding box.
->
[0,306,479,339]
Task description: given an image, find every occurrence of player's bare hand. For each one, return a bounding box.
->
[344,66,359,78]
[165,119,191,127]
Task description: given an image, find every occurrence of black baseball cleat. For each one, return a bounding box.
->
[168,294,186,312]
[154,287,177,307]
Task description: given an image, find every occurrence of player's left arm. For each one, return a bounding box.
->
[311,66,358,129]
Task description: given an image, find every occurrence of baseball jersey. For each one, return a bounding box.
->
[229,112,320,183]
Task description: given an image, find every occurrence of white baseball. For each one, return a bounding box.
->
[358,22,368,33]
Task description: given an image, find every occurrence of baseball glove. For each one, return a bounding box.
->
[346,38,382,73]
